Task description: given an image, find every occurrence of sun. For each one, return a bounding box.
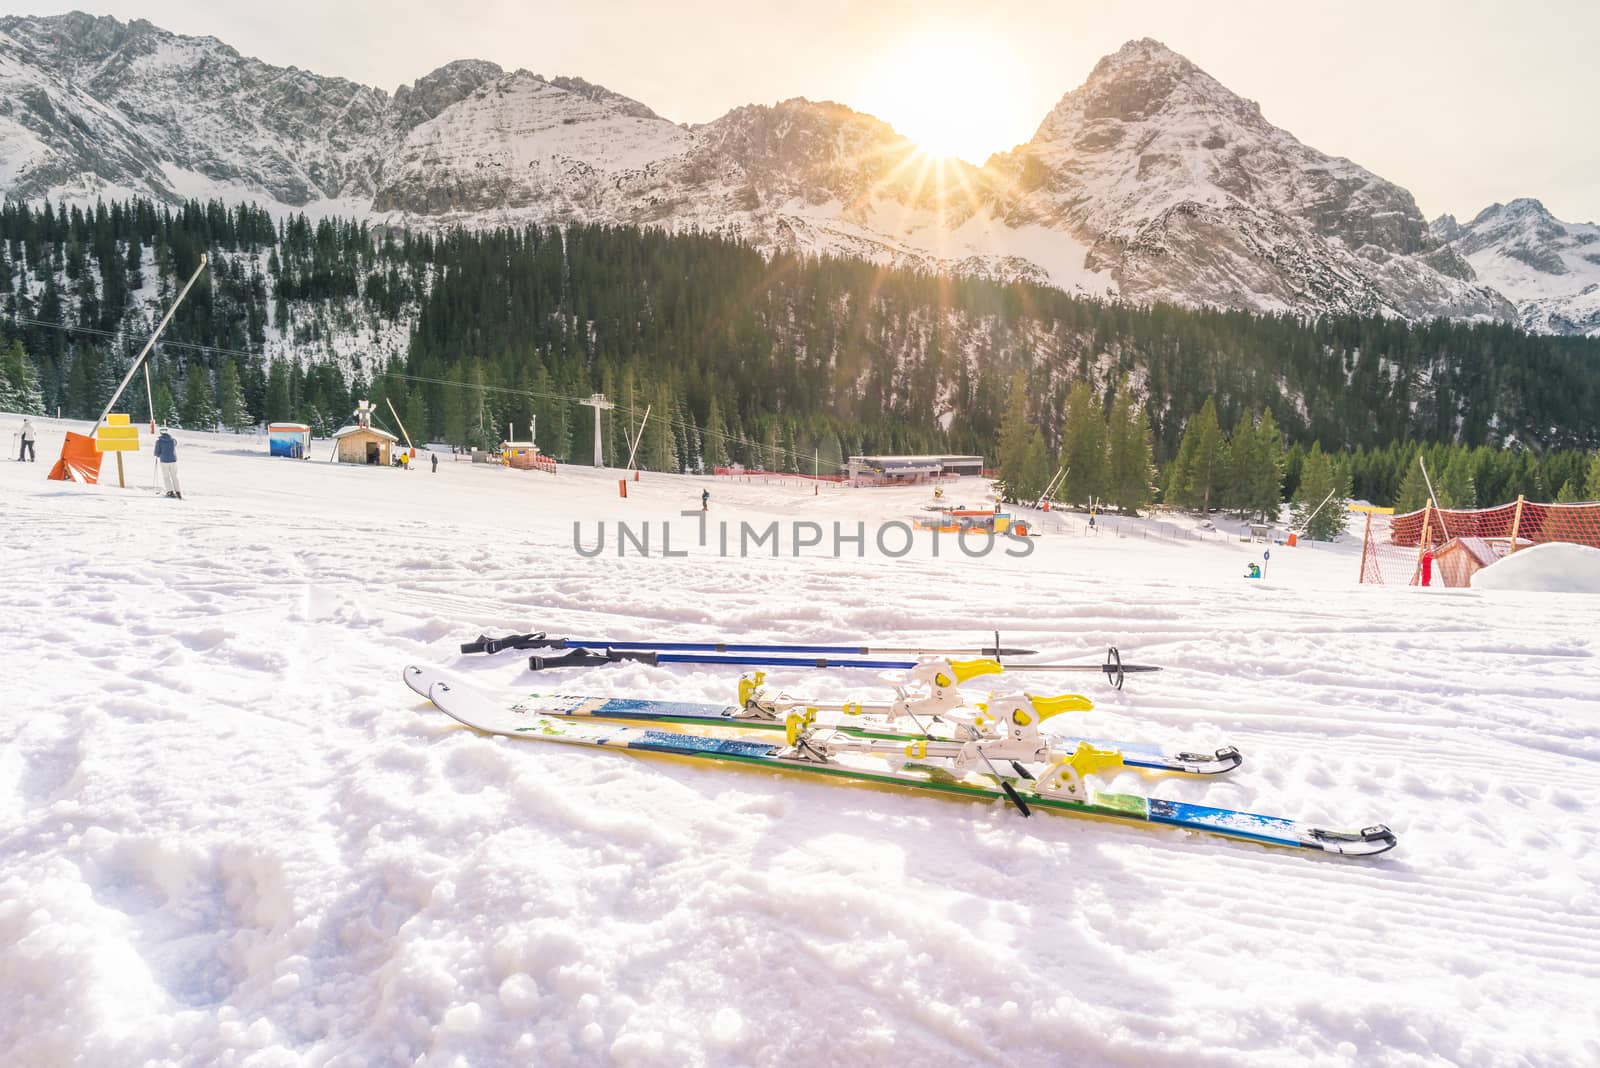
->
[856,31,1029,163]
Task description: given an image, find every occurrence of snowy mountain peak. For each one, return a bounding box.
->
[1040,37,1261,136]
[0,15,1577,331]
[1431,198,1600,333]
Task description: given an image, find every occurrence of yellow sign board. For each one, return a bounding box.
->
[1346,504,1395,515]
[95,413,141,453]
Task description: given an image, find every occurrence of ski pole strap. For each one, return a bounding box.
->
[528,648,659,671]
[463,632,566,655]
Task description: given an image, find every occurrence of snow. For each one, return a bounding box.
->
[1471,541,1600,594]
[5,414,1600,1066]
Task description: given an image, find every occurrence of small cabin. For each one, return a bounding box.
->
[1433,536,1531,588]
[332,424,398,466]
[502,441,541,469]
[268,422,311,458]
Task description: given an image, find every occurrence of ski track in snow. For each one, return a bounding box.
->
[4,417,1600,1067]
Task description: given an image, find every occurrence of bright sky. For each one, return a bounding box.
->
[11,0,1600,223]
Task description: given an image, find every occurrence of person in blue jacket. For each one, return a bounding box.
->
[155,428,182,499]
[1245,561,1262,579]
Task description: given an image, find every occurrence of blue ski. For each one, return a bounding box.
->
[402,666,1395,857]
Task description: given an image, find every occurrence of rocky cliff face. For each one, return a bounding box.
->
[984,39,1507,320]
[1431,199,1600,334]
[0,14,1572,330]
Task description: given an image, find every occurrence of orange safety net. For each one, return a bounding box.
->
[46,431,105,484]
[1358,498,1600,586]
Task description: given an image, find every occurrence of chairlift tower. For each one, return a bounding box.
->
[580,393,614,468]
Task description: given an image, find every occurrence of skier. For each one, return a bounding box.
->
[18,418,36,462]
[701,488,710,512]
[154,427,182,499]
[1245,562,1262,579]
[431,453,438,474]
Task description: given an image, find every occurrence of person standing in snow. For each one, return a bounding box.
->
[18,418,35,462]
[431,453,438,474]
[701,488,710,512]
[155,428,182,499]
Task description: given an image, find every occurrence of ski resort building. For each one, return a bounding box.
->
[845,454,985,483]
[331,425,398,466]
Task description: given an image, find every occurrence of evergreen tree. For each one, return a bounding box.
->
[180,365,218,429]
[1555,479,1581,504]
[1105,377,1154,514]
[1436,449,1475,509]
[994,372,1049,503]
[702,395,730,469]
[217,359,252,432]
[404,387,427,448]
[1292,443,1346,540]
[1396,456,1432,513]
[263,359,292,424]
[1179,398,1224,511]
[1059,380,1108,505]
[151,370,178,427]
[1252,408,1286,520]
[1164,420,1198,506]
[1585,452,1600,500]
[0,340,45,414]
[1282,442,1305,502]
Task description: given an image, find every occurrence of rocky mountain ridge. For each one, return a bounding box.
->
[0,13,1585,331]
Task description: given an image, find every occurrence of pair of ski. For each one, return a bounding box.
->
[401,665,1397,857]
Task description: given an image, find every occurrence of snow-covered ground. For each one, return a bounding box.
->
[4,416,1599,1067]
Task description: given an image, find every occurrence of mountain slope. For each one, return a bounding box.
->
[0,13,1568,330]
[985,39,1508,321]
[1432,198,1600,334]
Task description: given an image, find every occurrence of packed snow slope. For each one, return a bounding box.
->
[5,417,1600,1067]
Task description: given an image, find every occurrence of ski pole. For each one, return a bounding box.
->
[525,645,1159,688]
[466,631,1036,657]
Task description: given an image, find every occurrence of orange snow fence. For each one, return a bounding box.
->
[47,431,105,484]
[1358,496,1600,586]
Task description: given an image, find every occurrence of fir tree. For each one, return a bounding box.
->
[217,359,252,432]
[404,387,427,448]
[1292,443,1346,540]
[1585,452,1600,500]
[180,365,218,430]
[1396,455,1432,513]
[263,359,291,424]
[151,371,178,427]
[1436,449,1476,509]
[1555,479,1581,504]
[0,340,45,414]
[1175,398,1224,511]
[1105,377,1154,514]
[1252,408,1286,520]
[1059,380,1108,505]
[702,395,730,469]
[995,372,1049,503]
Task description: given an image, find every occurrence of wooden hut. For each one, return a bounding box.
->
[332,424,397,466]
[1433,536,1531,587]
